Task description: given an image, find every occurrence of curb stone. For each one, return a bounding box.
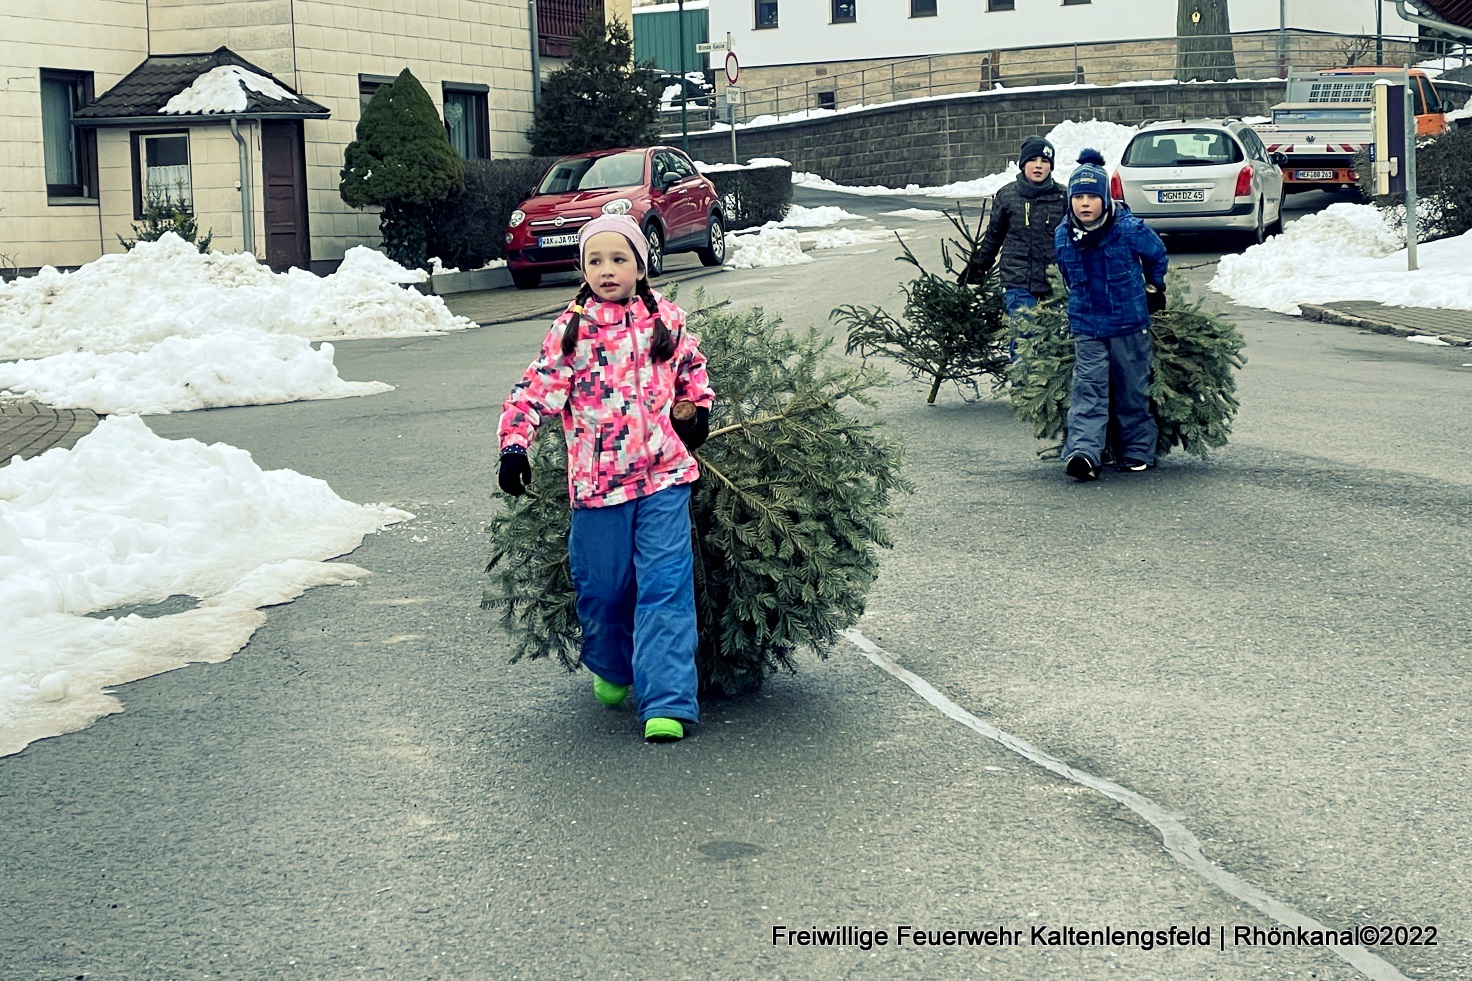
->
[1299,303,1472,347]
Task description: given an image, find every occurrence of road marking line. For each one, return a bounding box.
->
[843,628,1410,981]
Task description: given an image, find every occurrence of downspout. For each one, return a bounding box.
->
[1393,0,1472,40]
[229,117,255,256]
[528,0,541,109]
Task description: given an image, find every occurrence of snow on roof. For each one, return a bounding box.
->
[162,65,296,115]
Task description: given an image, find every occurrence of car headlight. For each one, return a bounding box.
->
[602,199,633,215]
[508,210,526,227]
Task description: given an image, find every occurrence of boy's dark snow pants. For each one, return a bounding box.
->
[1064,328,1157,467]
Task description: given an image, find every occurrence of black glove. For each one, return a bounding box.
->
[672,405,710,451]
[498,447,531,497]
[1146,284,1167,315]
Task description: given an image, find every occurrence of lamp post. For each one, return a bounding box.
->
[1278,0,1287,78]
[1376,0,1384,66]
[678,0,689,153]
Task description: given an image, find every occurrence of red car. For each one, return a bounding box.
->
[504,146,727,290]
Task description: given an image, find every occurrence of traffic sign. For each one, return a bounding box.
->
[695,41,727,53]
[725,50,740,86]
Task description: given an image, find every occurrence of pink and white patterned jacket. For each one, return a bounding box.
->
[498,291,714,509]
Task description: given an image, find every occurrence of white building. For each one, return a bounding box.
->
[705,0,1427,107]
[3,0,630,275]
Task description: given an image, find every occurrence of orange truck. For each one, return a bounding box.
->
[1256,67,1455,193]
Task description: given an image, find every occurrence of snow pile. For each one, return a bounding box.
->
[0,234,474,414]
[0,333,388,415]
[163,65,296,114]
[769,204,867,228]
[0,415,412,758]
[725,228,811,268]
[880,209,951,221]
[806,228,899,250]
[1211,202,1472,315]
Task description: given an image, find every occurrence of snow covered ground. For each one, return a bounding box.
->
[5,128,1471,759]
[0,235,473,756]
[0,415,411,757]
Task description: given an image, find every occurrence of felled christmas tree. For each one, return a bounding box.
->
[483,299,911,696]
[832,209,1010,404]
[1007,275,1247,459]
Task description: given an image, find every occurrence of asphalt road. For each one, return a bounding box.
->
[1,187,1468,980]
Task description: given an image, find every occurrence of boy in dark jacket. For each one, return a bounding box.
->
[960,135,1067,319]
[1053,148,1169,482]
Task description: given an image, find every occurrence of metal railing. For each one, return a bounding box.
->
[679,33,1471,131]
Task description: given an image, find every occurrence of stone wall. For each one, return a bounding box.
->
[687,80,1286,187]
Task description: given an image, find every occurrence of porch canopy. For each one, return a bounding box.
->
[73,47,328,127]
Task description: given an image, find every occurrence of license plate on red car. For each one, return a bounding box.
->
[1158,189,1205,203]
[538,232,579,248]
[1296,170,1335,180]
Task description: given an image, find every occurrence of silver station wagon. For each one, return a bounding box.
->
[1110,118,1287,248]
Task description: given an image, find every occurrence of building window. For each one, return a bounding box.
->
[817,91,836,110]
[358,74,395,117]
[41,69,97,199]
[442,84,490,160]
[130,131,192,219]
[911,0,937,15]
[1062,0,1090,4]
[832,0,855,23]
[755,0,778,29]
[988,0,1014,9]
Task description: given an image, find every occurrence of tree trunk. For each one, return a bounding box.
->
[1176,0,1237,83]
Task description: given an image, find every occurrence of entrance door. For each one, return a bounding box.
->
[261,121,310,271]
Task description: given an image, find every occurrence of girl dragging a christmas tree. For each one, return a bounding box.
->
[497,214,714,742]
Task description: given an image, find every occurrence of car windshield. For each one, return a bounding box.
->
[537,152,646,194]
[1124,132,1244,167]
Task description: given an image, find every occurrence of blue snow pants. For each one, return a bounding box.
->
[568,483,699,724]
[1064,328,1157,467]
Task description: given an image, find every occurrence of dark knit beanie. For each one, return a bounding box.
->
[1019,135,1055,165]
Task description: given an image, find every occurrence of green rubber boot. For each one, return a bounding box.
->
[592,675,629,707]
[644,718,684,742]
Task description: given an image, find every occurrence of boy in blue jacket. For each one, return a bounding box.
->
[1053,149,1169,481]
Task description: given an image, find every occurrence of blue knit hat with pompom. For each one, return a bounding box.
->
[1068,148,1110,198]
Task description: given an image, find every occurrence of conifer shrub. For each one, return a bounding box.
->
[527,18,660,157]
[340,68,464,270]
[701,161,794,231]
[428,157,558,269]
[117,192,213,253]
[832,209,1010,403]
[483,298,911,696]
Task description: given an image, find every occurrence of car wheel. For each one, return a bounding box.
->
[697,215,726,267]
[1244,202,1266,248]
[510,268,540,290]
[644,222,665,277]
[1267,204,1284,238]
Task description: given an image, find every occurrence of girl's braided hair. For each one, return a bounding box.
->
[559,275,676,363]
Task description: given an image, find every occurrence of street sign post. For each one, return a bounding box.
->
[695,41,727,53]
